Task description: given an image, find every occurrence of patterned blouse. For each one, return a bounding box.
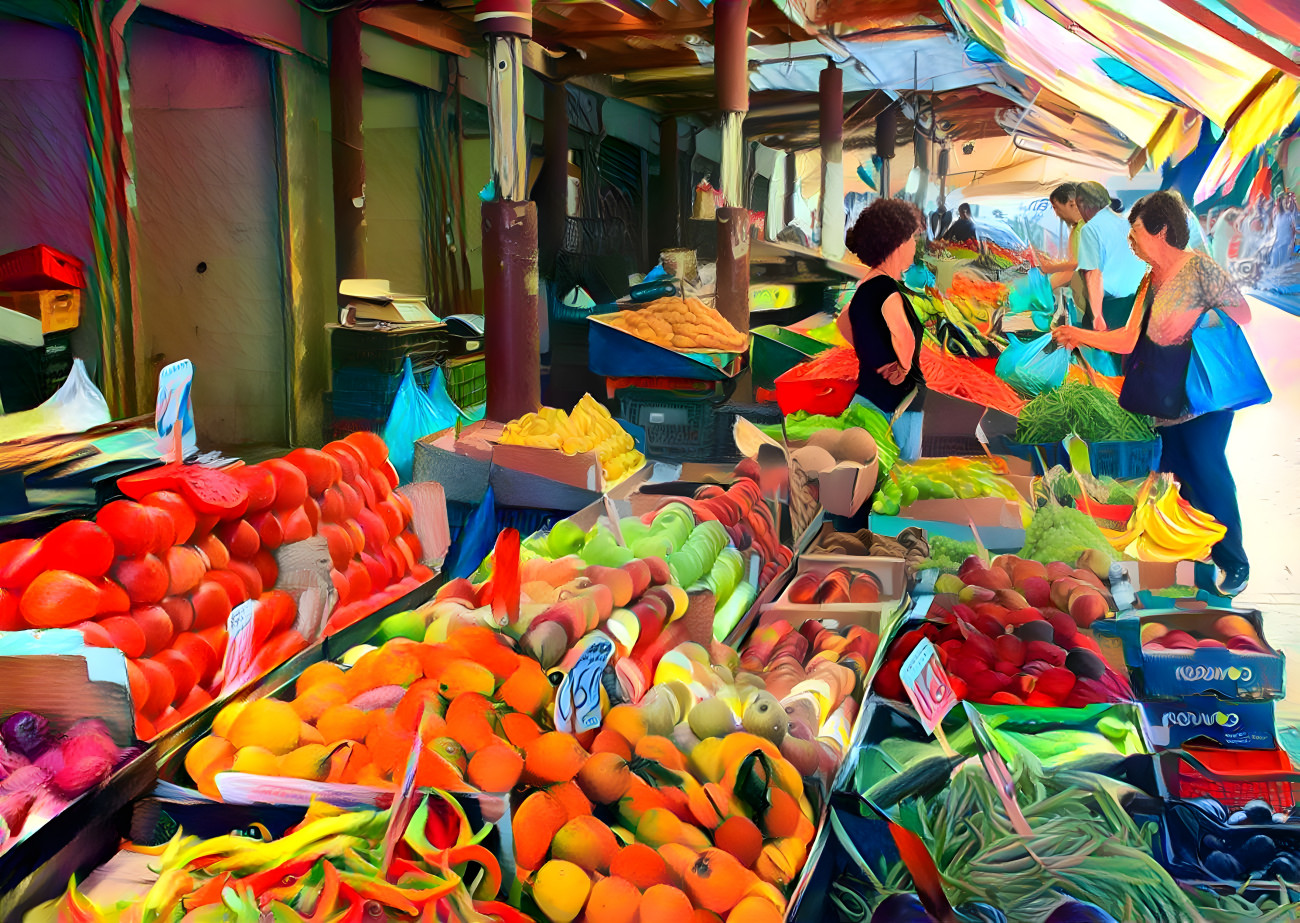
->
[1136,252,1250,346]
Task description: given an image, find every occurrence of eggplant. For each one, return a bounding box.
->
[1044,901,1119,922]
[871,893,933,922]
[1187,797,1228,822]
[1064,649,1106,680]
[1200,833,1226,855]
[1228,811,1249,825]
[956,903,1008,923]
[1266,854,1300,881]
[0,711,50,759]
[1205,851,1244,879]
[1241,833,1277,871]
[1244,799,1275,824]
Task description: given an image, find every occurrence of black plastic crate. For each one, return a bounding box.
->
[445,330,485,360]
[39,332,74,398]
[713,401,784,459]
[329,324,447,376]
[616,387,724,461]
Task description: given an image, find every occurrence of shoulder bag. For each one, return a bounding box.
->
[1184,308,1271,415]
[1118,278,1192,419]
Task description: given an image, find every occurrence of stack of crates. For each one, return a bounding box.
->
[0,245,84,411]
[441,326,487,412]
[613,382,732,462]
[325,325,446,440]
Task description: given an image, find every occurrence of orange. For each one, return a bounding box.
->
[444,692,499,753]
[591,727,633,760]
[366,711,416,776]
[523,732,588,786]
[586,876,640,923]
[638,885,693,923]
[437,658,496,699]
[184,736,234,798]
[292,684,348,722]
[316,704,371,743]
[500,711,541,748]
[445,624,520,678]
[549,780,592,820]
[533,859,591,923]
[611,843,671,891]
[762,788,802,839]
[227,698,301,755]
[634,736,687,772]
[513,790,568,871]
[467,742,523,793]
[682,848,754,915]
[604,704,648,746]
[577,751,633,804]
[551,815,619,874]
[714,816,762,868]
[496,659,553,716]
[725,897,782,923]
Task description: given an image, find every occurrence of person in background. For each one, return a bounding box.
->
[941,202,977,243]
[838,199,927,461]
[1075,180,1146,330]
[1040,184,1086,307]
[1051,191,1253,596]
[1110,197,1124,214]
[929,195,953,239]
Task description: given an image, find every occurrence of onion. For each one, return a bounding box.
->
[1,712,51,760]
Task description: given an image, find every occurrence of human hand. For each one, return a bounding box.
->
[877,362,907,385]
[1051,326,1084,350]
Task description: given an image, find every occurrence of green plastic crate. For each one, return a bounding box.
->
[750,324,832,390]
[444,355,486,410]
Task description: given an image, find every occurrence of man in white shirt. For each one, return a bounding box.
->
[1074,181,1146,330]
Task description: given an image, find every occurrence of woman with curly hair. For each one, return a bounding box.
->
[836,198,927,460]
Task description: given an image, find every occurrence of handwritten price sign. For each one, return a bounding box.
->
[554,636,615,734]
[899,638,958,735]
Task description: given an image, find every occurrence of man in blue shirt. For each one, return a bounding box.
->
[1075,181,1146,330]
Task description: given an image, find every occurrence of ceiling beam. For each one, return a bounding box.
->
[553,49,699,77]
[360,5,471,57]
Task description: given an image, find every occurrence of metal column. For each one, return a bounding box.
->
[475,0,540,421]
[714,0,750,334]
[329,8,366,282]
[819,62,844,259]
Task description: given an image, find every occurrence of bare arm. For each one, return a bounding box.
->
[1049,269,1074,289]
[1084,270,1107,330]
[881,293,916,370]
[835,303,855,348]
[1053,276,1148,354]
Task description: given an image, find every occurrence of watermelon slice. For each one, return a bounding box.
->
[117,464,249,518]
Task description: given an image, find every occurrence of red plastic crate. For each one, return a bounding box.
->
[774,375,856,416]
[0,245,86,291]
[1170,745,1300,810]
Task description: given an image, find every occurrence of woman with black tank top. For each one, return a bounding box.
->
[836,199,927,460]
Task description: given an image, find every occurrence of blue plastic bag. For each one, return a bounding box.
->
[447,485,497,580]
[1185,308,1271,414]
[996,332,1069,395]
[382,358,456,484]
[902,263,936,290]
[1007,268,1054,330]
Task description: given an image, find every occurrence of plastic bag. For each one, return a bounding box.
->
[0,359,111,443]
[382,358,456,484]
[447,485,497,581]
[1186,308,1271,415]
[1007,267,1054,329]
[426,367,485,423]
[996,332,1069,395]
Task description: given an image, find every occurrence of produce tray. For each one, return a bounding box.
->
[1000,436,1162,478]
[1141,696,1276,749]
[773,371,856,417]
[587,313,743,381]
[750,324,832,391]
[0,244,86,290]
[615,387,727,462]
[1160,746,1300,810]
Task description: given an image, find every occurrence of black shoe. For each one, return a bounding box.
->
[1218,566,1249,598]
[1193,561,1219,595]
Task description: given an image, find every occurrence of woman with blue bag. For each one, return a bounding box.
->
[1052,191,1269,597]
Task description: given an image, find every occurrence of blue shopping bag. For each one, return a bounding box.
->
[1185,308,1271,415]
[995,332,1069,395]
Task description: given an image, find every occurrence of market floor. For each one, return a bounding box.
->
[1229,297,1300,723]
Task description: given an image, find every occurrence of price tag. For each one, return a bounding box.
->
[220,601,258,690]
[383,704,431,874]
[155,359,196,461]
[899,638,958,740]
[604,496,625,547]
[554,636,615,734]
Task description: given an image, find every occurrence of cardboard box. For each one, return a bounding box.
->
[790,553,907,600]
[1095,605,1284,701]
[758,553,905,638]
[1110,560,1188,591]
[898,496,1024,528]
[0,289,81,333]
[1141,696,1276,750]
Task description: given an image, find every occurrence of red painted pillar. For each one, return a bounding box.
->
[475,0,541,421]
[714,0,750,335]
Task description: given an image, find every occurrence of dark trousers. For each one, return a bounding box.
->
[1157,410,1248,572]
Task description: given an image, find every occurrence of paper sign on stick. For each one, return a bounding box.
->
[554,636,615,734]
[220,601,258,691]
[900,638,958,738]
[155,359,196,461]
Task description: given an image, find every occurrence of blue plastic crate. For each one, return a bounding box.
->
[1000,437,1160,478]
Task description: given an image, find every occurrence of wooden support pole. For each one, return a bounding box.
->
[329,7,366,282]
[714,0,750,335]
[654,116,680,255]
[819,62,844,259]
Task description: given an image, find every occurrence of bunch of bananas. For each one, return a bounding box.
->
[1103,472,1226,563]
[500,393,645,483]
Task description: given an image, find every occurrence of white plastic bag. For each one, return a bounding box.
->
[0,359,111,443]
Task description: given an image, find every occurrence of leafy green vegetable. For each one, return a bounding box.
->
[1015,382,1155,444]
[917,535,978,574]
[759,404,900,473]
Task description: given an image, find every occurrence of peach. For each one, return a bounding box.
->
[552,815,620,874]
